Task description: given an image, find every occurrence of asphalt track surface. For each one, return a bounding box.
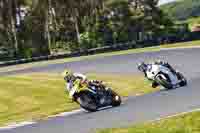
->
[0,48,200,133]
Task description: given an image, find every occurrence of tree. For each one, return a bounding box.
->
[0,0,176,59]
[4,0,19,57]
[22,0,53,55]
[0,0,32,57]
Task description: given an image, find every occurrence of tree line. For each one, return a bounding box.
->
[0,0,174,59]
[160,0,200,21]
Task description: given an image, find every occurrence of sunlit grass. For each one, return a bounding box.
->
[97,111,200,133]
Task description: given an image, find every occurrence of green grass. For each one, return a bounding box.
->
[0,73,155,126]
[88,74,156,97]
[186,17,200,29]
[97,111,200,133]
[177,16,200,30]
[160,40,200,48]
[1,40,200,73]
[0,73,78,125]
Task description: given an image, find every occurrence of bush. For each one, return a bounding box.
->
[79,31,103,50]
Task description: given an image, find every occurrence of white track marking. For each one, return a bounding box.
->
[1,107,200,131]
[148,108,200,123]
[0,121,36,130]
[161,46,200,51]
[0,102,126,130]
[0,109,83,130]
[48,109,84,118]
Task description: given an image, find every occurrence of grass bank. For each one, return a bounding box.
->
[1,40,200,73]
[0,73,156,126]
[97,110,200,133]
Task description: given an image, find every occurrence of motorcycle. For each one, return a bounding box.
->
[145,64,187,89]
[71,80,121,112]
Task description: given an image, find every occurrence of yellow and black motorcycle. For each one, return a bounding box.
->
[69,80,121,112]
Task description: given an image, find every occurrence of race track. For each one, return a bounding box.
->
[0,48,200,133]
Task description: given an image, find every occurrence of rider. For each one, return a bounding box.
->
[137,60,179,88]
[62,70,105,100]
[62,70,87,99]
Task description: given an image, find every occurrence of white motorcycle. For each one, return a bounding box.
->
[139,63,187,89]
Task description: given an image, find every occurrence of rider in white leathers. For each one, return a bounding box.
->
[138,61,181,89]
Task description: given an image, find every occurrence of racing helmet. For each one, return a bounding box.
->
[62,69,73,82]
[137,62,148,72]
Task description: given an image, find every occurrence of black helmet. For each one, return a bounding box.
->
[137,62,147,72]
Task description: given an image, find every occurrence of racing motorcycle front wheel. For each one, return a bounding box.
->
[107,88,121,107]
[176,72,187,87]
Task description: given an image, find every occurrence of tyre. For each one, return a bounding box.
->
[107,89,121,107]
[155,73,173,89]
[111,95,121,107]
[76,91,98,112]
[176,72,187,86]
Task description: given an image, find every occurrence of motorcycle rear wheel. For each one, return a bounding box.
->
[76,91,98,112]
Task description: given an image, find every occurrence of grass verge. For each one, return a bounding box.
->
[97,110,200,133]
[1,40,200,73]
[0,73,156,126]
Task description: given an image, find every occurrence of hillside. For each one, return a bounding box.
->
[160,0,200,20]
